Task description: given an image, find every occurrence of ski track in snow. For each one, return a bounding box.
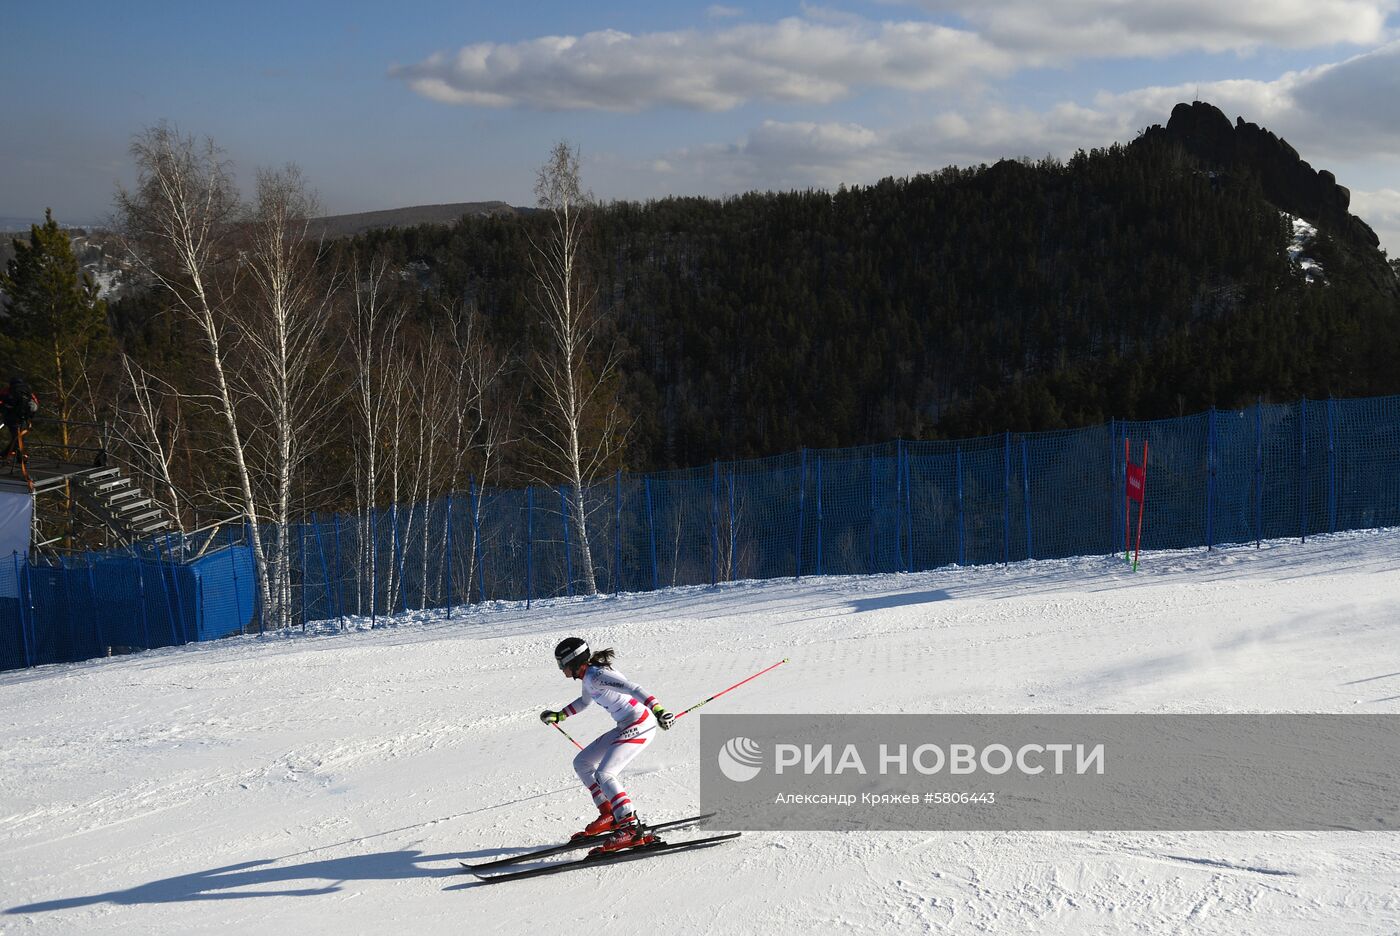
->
[3,531,1400,934]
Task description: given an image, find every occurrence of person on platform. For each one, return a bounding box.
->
[0,377,38,469]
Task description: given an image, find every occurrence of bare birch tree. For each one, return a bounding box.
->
[526,141,625,596]
[115,123,272,624]
[432,299,514,605]
[238,165,342,629]
[344,254,408,617]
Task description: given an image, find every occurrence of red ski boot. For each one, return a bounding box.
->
[589,815,658,856]
[572,804,616,840]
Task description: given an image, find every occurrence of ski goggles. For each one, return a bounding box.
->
[557,644,589,671]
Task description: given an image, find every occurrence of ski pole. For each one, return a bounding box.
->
[675,658,789,720]
[552,722,583,750]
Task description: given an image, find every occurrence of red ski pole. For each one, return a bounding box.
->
[675,658,789,720]
[552,722,583,750]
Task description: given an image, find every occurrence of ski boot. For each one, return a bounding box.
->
[572,803,616,840]
[589,815,658,856]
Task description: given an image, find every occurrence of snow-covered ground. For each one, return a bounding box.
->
[1285,214,1325,282]
[4,531,1400,935]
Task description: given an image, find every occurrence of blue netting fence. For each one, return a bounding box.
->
[3,396,1399,671]
[1,531,257,671]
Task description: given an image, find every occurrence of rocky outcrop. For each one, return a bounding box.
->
[1144,101,1380,251]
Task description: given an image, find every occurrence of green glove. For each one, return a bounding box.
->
[540,710,566,724]
[653,705,675,730]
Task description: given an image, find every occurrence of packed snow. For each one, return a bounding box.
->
[3,530,1400,935]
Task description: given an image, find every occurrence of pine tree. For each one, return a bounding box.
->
[0,209,113,450]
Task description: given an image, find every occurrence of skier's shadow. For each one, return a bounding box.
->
[846,589,952,613]
[6,850,469,913]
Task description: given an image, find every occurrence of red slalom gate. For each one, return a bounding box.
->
[1124,439,1149,571]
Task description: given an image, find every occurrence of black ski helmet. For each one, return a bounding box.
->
[555,637,589,673]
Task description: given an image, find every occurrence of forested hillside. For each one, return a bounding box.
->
[6,103,1398,550]
[349,103,1399,470]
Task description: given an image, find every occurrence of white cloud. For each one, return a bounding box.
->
[634,105,1125,195]
[390,18,1015,111]
[1348,189,1400,256]
[706,4,743,18]
[1076,42,1400,164]
[396,5,1399,113]
[620,43,1400,252]
[903,0,1397,56]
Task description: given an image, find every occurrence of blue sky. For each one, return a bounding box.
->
[3,1,1398,251]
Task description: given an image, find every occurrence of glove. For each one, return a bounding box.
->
[540,710,566,724]
[652,705,675,731]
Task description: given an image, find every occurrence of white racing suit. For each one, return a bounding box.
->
[563,666,659,822]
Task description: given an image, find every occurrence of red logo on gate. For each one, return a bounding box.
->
[1126,463,1146,503]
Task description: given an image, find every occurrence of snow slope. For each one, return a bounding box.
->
[3,531,1400,935]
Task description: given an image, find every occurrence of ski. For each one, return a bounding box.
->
[467,832,741,884]
[461,813,716,871]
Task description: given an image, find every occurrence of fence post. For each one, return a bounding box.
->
[172,537,193,643]
[1326,397,1337,533]
[955,446,965,566]
[644,477,658,592]
[331,515,344,630]
[368,507,378,628]
[1254,399,1263,549]
[614,470,623,595]
[134,546,151,648]
[226,525,245,633]
[313,515,335,626]
[85,552,104,652]
[154,538,180,647]
[388,503,399,615]
[1003,432,1011,566]
[299,519,307,631]
[560,485,574,598]
[243,519,265,634]
[902,441,914,572]
[893,443,903,572]
[22,555,38,662]
[795,450,806,581]
[1109,418,1118,557]
[396,505,411,614]
[814,456,823,577]
[728,465,737,580]
[712,461,721,587]
[1021,436,1033,561]
[526,487,533,609]
[444,495,455,618]
[1207,407,1216,551]
[469,478,485,605]
[475,493,487,605]
[1108,422,1120,559]
[1299,398,1308,543]
[13,553,30,668]
[868,450,877,573]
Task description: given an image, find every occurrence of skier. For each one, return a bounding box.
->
[540,637,676,854]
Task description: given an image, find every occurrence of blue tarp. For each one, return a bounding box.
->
[0,544,257,670]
